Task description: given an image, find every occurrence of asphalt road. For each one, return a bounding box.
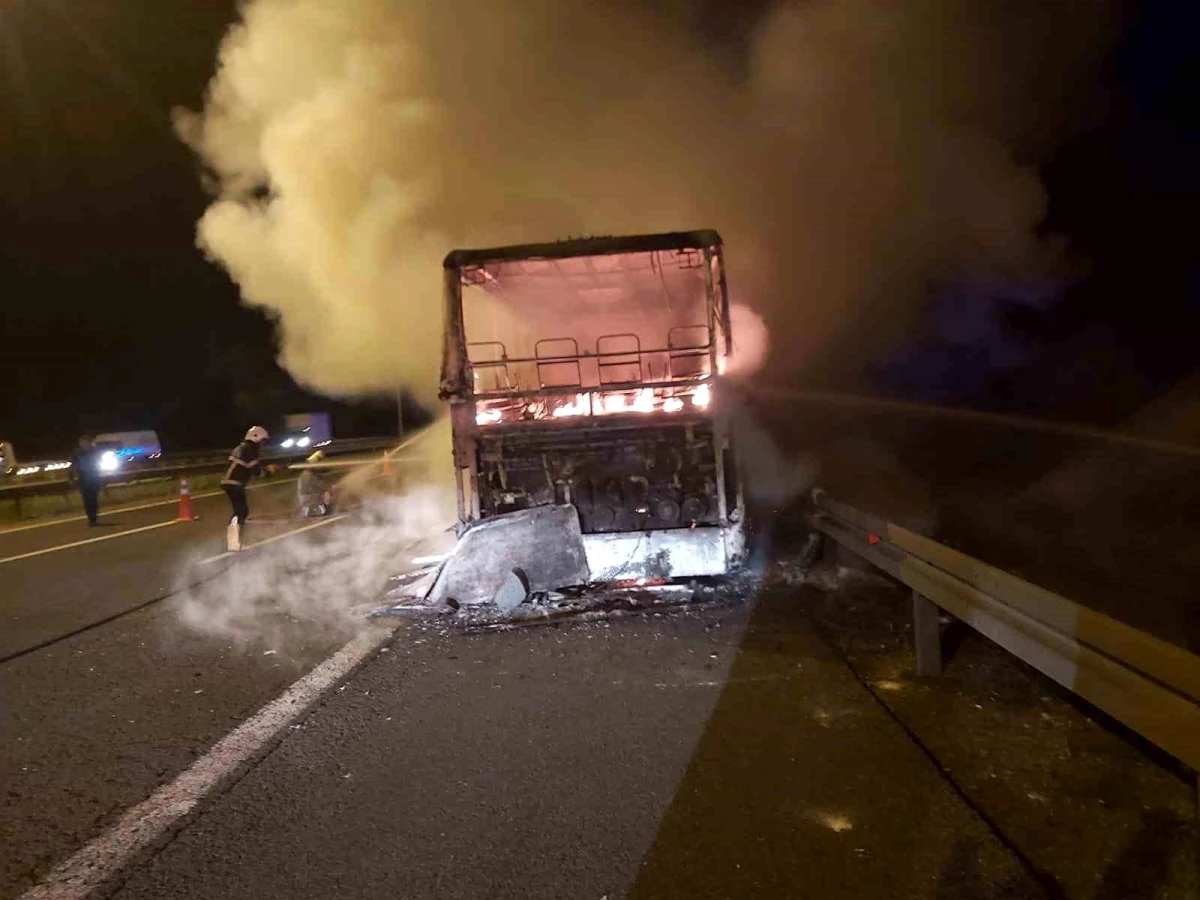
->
[107,577,1197,900]
[110,596,1033,900]
[2,482,1194,899]
[0,479,356,899]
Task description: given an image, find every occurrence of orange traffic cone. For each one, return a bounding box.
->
[177,478,199,522]
[382,451,391,476]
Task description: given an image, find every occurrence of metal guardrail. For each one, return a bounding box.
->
[808,490,1200,771]
[0,437,398,504]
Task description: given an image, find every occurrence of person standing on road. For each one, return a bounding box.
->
[70,435,104,526]
[222,425,269,550]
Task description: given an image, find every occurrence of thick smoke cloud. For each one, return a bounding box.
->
[178,0,1115,399]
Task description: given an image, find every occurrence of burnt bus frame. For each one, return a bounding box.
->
[439,230,744,575]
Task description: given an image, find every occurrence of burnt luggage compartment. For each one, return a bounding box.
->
[438,230,745,586]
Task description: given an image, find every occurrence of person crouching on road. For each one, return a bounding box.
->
[222,426,269,550]
[71,435,103,526]
[297,449,336,517]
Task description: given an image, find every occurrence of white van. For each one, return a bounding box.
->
[92,431,163,471]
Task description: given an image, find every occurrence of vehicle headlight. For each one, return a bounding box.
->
[281,438,296,449]
[99,451,119,473]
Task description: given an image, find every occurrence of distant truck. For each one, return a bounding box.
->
[278,413,333,450]
[438,229,745,584]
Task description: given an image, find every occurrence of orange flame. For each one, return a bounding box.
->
[476,383,711,426]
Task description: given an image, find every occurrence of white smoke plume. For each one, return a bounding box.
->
[178,0,1116,399]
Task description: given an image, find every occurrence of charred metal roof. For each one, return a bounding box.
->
[443,229,722,269]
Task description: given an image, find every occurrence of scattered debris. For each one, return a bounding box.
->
[374,572,747,634]
[493,567,531,615]
[381,564,442,604]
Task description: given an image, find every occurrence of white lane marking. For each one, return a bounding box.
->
[0,479,298,536]
[18,623,397,900]
[197,514,349,566]
[0,520,182,566]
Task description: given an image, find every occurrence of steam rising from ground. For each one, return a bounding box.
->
[177,419,455,652]
[179,0,1115,399]
[177,485,452,651]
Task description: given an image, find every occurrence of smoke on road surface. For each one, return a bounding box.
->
[175,419,456,653]
[177,0,1116,401]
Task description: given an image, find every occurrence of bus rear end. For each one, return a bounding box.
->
[438,230,744,582]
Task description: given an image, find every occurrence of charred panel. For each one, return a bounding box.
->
[477,421,720,534]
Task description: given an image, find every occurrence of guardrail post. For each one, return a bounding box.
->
[913,589,942,677]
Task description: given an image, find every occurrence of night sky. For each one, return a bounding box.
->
[871,0,1200,422]
[2,0,1197,457]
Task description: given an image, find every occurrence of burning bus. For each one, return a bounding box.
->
[435,230,745,595]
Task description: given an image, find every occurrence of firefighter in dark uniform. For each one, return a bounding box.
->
[70,435,104,526]
[222,425,269,550]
